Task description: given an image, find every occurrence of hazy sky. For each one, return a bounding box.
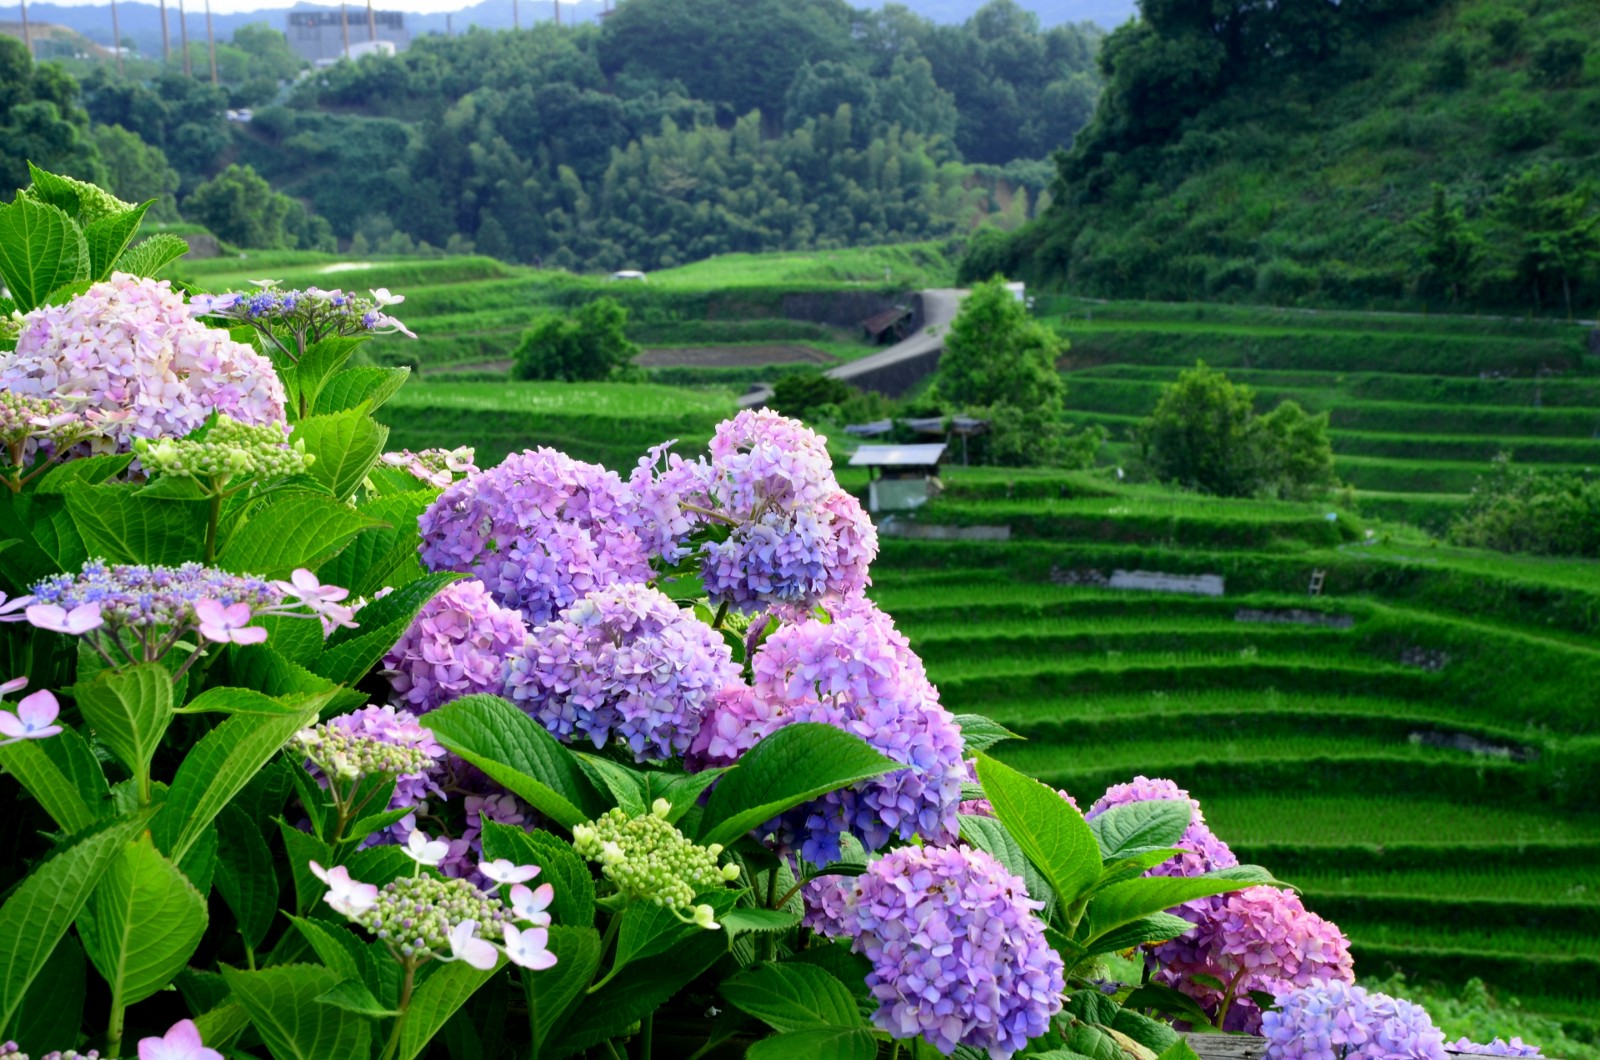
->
[21,0,601,16]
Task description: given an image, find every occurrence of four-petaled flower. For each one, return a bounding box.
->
[0,685,62,744]
[272,568,357,635]
[309,861,379,917]
[480,859,540,885]
[138,1018,224,1060]
[194,600,268,644]
[502,925,558,970]
[447,919,499,970]
[510,882,554,926]
[405,828,450,867]
[25,601,103,635]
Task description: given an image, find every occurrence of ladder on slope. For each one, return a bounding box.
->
[1308,569,1326,597]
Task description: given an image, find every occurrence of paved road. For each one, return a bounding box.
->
[738,288,968,408]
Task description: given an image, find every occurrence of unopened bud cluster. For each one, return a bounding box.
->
[0,1043,100,1060]
[0,392,99,461]
[355,875,512,960]
[572,800,739,910]
[134,416,309,482]
[293,722,440,783]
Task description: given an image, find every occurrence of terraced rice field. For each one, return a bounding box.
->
[868,469,1600,1041]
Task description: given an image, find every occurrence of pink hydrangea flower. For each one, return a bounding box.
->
[0,682,62,744]
[137,1018,222,1060]
[194,599,267,644]
[383,579,530,713]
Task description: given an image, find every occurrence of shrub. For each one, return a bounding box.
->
[510,297,640,382]
[1449,454,1600,557]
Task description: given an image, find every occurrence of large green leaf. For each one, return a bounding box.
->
[74,663,173,783]
[1088,800,1192,861]
[1083,912,1197,957]
[397,958,502,1060]
[315,366,411,415]
[721,962,861,1033]
[976,754,1102,912]
[290,407,389,502]
[8,932,84,1052]
[308,570,460,686]
[222,964,373,1060]
[83,202,151,281]
[696,723,898,849]
[747,1028,880,1060]
[218,493,385,578]
[0,810,153,1032]
[479,823,595,929]
[65,484,209,565]
[1085,873,1268,944]
[152,693,329,862]
[952,713,1020,754]
[289,337,366,418]
[0,197,87,312]
[115,232,188,278]
[315,490,433,600]
[214,804,279,951]
[523,926,601,1054]
[421,695,608,829]
[0,727,107,833]
[553,927,727,1056]
[79,834,208,1006]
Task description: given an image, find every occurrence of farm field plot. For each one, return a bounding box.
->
[869,466,1600,1040]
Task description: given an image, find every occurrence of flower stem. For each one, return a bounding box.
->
[378,958,418,1060]
[204,491,223,563]
[711,600,730,630]
[679,502,739,527]
[640,1012,653,1060]
[106,989,126,1058]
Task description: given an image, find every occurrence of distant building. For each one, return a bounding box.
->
[286,9,408,65]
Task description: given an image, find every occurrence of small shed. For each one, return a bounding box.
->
[843,419,894,438]
[861,306,914,344]
[848,443,947,512]
[902,416,990,465]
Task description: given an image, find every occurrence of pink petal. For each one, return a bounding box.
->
[0,676,27,695]
[192,599,227,624]
[231,626,269,645]
[17,690,58,728]
[0,711,26,738]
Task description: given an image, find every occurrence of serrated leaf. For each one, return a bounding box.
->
[24,164,89,216]
[84,202,151,281]
[315,490,433,599]
[397,958,502,1060]
[1156,1039,1205,1060]
[573,753,647,816]
[116,232,188,278]
[0,810,154,1032]
[1124,983,1217,1033]
[643,767,727,826]
[696,724,898,849]
[721,907,802,939]
[747,1027,879,1060]
[218,492,385,578]
[291,407,389,501]
[524,926,600,1053]
[215,804,279,950]
[65,483,209,564]
[222,964,373,1060]
[953,713,1021,754]
[79,834,209,1006]
[479,824,595,929]
[290,337,367,418]
[316,977,398,1018]
[977,754,1101,911]
[723,962,861,1033]
[421,695,608,829]
[1089,801,1192,861]
[74,663,173,782]
[153,694,329,862]
[316,366,410,415]
[0,197,88,312]
[0,727,107,833]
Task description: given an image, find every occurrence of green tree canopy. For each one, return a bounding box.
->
[511,297,640,382]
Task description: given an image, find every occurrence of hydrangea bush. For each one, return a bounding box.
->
[0,171,1545,1060]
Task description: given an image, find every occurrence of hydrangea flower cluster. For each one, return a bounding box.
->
[0,1045,97,1060]
[1,274,287,453]
[630,412,877,613]
[572,801,738,921]
[418,447,651,624]
[1447,1038,1543,1056]
[701,599,964,864]
[383,579,531,714]
[296,705,444,840]
[0,391,128,487]
[382,447,479,488]
[840,844,1064,1059]
[1262,980,1445,1060]
[195,283,415,358]
[502,583,738,760]
[133,416,308,486]
[310,858,556,972]
[1160,885,1354,1032]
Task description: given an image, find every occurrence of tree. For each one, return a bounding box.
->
[89,123,181,221]
[1492,163,1600,317]
[185,164,327,249]
[1409,184,1483,303]
[511,298,639,382]
[0,37,104,191]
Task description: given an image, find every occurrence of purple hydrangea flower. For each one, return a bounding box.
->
[843,844,1064,1058]
[418,448,651,624]
[1447,1038,1543,1057]
[701,598,965,864]
[1263,980,1446,1060]
[503,583,739,761]
[384,579,531,713]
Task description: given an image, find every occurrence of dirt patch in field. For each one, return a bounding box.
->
[635,345,834,367]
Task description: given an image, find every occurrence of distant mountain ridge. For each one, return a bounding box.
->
[23,0,1135,58]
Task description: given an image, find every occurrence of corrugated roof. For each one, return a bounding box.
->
[847,443,947,468]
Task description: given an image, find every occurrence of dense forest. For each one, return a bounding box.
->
[1,0,1102,270]
[968,0,1600,314]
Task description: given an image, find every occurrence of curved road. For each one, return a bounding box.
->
[738,288,967,408]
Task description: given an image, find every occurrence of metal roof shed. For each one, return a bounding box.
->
[848,444,947,512]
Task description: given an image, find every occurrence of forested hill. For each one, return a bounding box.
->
[969,0,1600,316]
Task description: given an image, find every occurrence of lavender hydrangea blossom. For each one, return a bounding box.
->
[418,447,651,624]
[843,845,1064,1058]
[1447,1038,1543,1056]
[502,583,739,760]
[1262,980,1446,1060]
[383,579,531,713]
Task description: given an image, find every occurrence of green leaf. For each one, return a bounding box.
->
[291,407,389,502]
[64,484,208,565]
[553,927,727,1055]
[316,977,398,1018]
[523,926,601,1053]
[1088,801,1192,861]
[959,813,1058,913]
[0,810,153,1032]
[0,727,107,833]
[116,233,188,278]
[722,962,861,1032]
[23,164,90,216]
[479,824,595,929]
[1083,912,1196,956]
[573,753,647,816]
[0,197,87,312]
[153,694,328,862]
[222,964,373,1060]
[315,366,411,415]
[976,754,1101,910]
[290,337,367,417]
[1086,875,1260,944]
[218,492,385,578]
[7,931,84,1054]
[397,958,502,1060]
[746,1027,879,1060]
[1156,1040,1204,1060]
[308,570,459,686]
[611,900,701,973]
[214,804,279,950]
[422,695,608,829]
[696,723,898,849]
[1124,984,1218,1033]
[645,768,728,826]
[315,490,433,600]
[78,834,208,1006]
[953,713,1021,754]
[721,907,802,939]
[180,685,306,716]
[83,201,151,281]
[74,663,173,781]
[36,454,134,491]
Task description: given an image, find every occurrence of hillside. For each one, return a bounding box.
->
[976,0,1600,315]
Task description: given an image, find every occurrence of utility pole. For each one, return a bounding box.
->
[19,0,31,58]
[159,0,170,63]
[178,0,191,76]
[204,0,216,83]
[111,0,124,74]
[445,12,451,35]
[512,0,519,30]
[341,3,350,59]
[365,0,376,42]
[553,0,559,26]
